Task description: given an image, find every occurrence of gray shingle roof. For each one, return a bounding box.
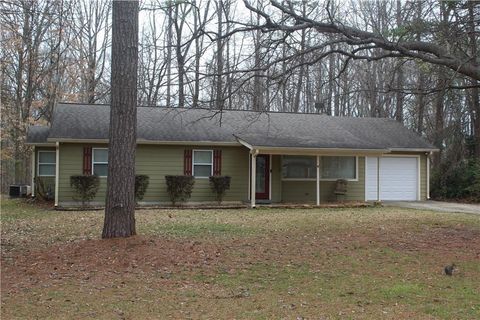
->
[26,126,51,144]
[27,102,436,151]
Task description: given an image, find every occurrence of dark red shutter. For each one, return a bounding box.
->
[83,147,92,175]
[184,149,192,176]
[213,149,222,176]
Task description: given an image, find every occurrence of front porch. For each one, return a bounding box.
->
[247,149,369,207]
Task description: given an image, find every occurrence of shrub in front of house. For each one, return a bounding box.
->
[209,176,231,204]
[165,175,195,206]
[135,175,150,203]
[70,175,100,206]
[431,157,480,202]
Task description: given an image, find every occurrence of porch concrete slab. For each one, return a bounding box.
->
[383,201,480,215]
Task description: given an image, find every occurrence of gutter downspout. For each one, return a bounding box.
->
[427,152,432,200]
[316,155,320,206]
[31,147,35,197]
[55,142,59,207]
[250,149,259,208]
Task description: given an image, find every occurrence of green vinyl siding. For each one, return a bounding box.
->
[136,145,249,203]
[421,154,427,200]
[58,143,107,203]
[281,181,316,203]
[58,143,249,205]
[281,156,366,203]
[270,155,282,202]
[56,143,428,205]
[34,146,56,197]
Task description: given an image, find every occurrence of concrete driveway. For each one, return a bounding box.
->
[384,201,480,215]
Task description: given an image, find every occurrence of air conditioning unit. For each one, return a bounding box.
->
[9,185,31,198]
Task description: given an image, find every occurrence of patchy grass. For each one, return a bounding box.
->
[1,198,480,319]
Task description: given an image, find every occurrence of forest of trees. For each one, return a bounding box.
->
[1,0,479,200]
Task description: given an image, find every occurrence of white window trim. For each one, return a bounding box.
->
[37,151,56,177]
[92,148,108,177]
[192,149,213,178]
[281,156,358,181]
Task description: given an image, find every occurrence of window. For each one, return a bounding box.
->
[281,155,357,180]
[282,156,316,179]
[193,150,212,177]
[92,148,108,177]
[321,156,356,180]
[38,151,56,176]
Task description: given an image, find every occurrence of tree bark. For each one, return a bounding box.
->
[215,0,224,110]
[174,3,186,108]
[252,7,263,111]
[326,46,334,116]
[433,70,446,166]
[416,71,425,135]
[467,1,480,157]
[102,0,138,239]
[165,5,172,107]
[394,0,404,123]
[293,28,306,113]
[193,0,200,108]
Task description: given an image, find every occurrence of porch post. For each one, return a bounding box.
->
[250,152,256,208]
[316,155,320,206]
[55,142,59,207]
[31,147,35,197]
[426,153,430,199]
[377,157,380,201]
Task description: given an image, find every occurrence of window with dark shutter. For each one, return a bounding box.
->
[184,149,192,176]
[83,147,92,175]
[213,149,222,176]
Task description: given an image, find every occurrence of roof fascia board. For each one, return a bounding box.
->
[388,148,440,153]
[136,140,240,146]
[47,138,108,143]
[46,138,241,146]
[25,142,56,146]
[252,146,390,156]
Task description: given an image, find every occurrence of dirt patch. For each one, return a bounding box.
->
[1,236,222,294]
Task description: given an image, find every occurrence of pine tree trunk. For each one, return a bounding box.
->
[215,0,224,110]
[166,5,172,107]
[394,0,404,123]
[468,1,480,157]
[193,0,200,108]
[102,0,138,239]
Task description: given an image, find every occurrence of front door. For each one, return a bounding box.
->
[255,155,270,200]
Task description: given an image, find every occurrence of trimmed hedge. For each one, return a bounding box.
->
[209,176,231,204]
[135,175,150,202]
[70,175,100,206]
[165,175,195,206]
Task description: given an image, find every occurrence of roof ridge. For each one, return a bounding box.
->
[56,102,398,121]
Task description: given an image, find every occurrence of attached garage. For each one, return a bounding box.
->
[366,156,420,201]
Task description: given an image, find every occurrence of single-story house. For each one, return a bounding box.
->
[26,103,438,207]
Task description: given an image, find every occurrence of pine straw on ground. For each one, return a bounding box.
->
[1,199,480,319]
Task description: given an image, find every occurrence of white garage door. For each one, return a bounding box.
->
[366,157,419,201]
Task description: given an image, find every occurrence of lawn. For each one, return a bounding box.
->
[1,198,479,319]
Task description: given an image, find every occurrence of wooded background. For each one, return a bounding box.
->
[1,0,479,200]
